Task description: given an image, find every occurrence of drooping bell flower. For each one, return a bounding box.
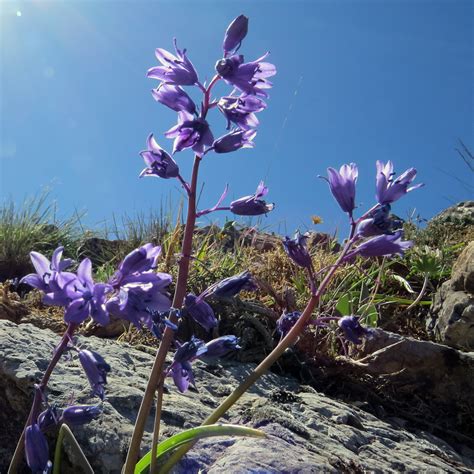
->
[21,246,76,306]
[61,405,102,426]
[165,111,214,155]
[148,309,179,339]
[215,53,276,97]
[320,163,358,216]
[109,243,163,288]
[151,84,196,114]
[169,336,207,393]
[230,181,274,216]
[345,231,412,260]
[63,259,111,326]
[201,335,241,359]
[356,204,402,238]
[78,349,111,400]
[201,270,257,299]
[213,129,256,154]
[282,232,312,270]
[376,160,423,205]
[25,424,51,474]
[38,406,59,431]
[338,316,372,344]
[223,15,249,56]
[184,294,218,331]
[276,311,302,337]
[218,95,266,130]
[139,134,180,179]
[147,39,198,86]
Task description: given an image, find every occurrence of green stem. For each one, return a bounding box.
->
[158,236,357,473]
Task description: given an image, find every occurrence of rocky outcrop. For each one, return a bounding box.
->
[428,241,474,350]
[1,320,474,473]
[431,201,474,227]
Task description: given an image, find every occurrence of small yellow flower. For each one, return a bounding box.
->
[311,215,323,225]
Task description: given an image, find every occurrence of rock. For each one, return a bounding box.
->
[428,241,474,350]
[1,320,474,473]
[430,201,474,227]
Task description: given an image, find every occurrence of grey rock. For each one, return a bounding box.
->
[1,320,473,473]
[428,241,474,350]
[431,201,474,227]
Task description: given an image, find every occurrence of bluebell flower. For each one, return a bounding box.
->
[202,335,241,358]
[218,95,266,130]
[147,39,198,86]
[230,181,274,216]
[276,311,302,337]
[184,294,218,331]
[63,258,112,326]
[356,204,402,238]
[139,134,180,180]
[376,160,423,204]
[25,424,51,474]
[148,309,179,339]
[151,84,196,114]
[345,231,412,260]
[213,129,256,154]
[202,270,257,299]
[282,232,312,269]
[338,316,372,345]
[223,15,249,56]
[38,406,59,431]
[61,405,102,426]
[215,53,276,97]
[165,111,213,155]
[78,349,111,400]
[320,163,358,216]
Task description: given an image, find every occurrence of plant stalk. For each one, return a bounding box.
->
[8,323,77,473]
[159,236,357,473]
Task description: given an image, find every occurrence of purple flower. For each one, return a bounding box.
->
[38,406,59,431]
[109,243,162,288]
[215,53,276,97]
[165,111,214,155]
[230,181,274,216]
[169,336,207,393]
[223,15,249,56]
[276,311,302,337]
[338,316,372,344]
[106,275,172,330]
[202,270,257,299]
[376,160,423,204]
[61,405,102,426]
[149,309,179,339]
[356,204,402,238]
[321,163,358,216]
[139,134,179,179]
[147,39,198,86]
[63,259,111,325]
[184,294,218,331]
[345,231,413,260]
[282,232,312,269]
[202,335,241,358]
[218,95,266,130]
[151,84,196,114]
[213,129,256,154]
[21,247,76,305]
[78,349,111,400]
[25,423,51,474]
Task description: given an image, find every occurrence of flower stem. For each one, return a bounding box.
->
[158,236,358,473]
[8,323,77,473]
[149,380,164,474]
[123,154,201,473]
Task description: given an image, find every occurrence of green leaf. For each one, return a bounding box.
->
[391,274,415,294]
[134,424,265,474]
[53,424,93,474]
[335,293,351,316]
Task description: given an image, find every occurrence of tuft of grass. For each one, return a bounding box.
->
[0,192,80,281]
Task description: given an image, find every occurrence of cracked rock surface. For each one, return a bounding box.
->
[1,320,473,473]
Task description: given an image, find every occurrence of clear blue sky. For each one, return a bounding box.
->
[1,0,472,236]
